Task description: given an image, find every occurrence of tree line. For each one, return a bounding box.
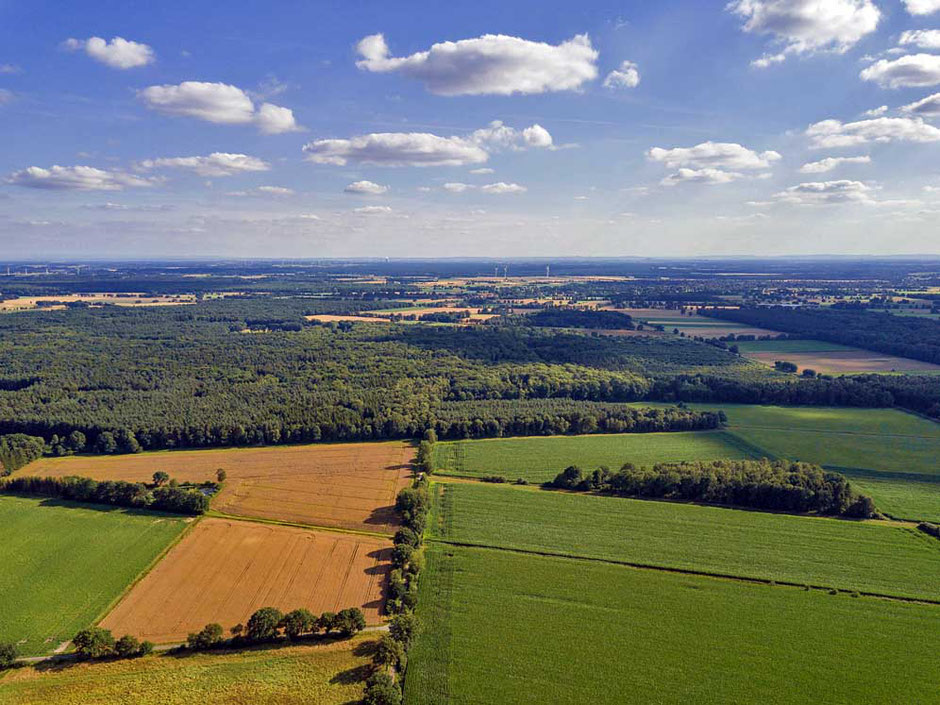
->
[549,458,877,518]
[0,434,44,475]
[1,475,210,515]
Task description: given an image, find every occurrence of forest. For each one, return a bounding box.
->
[702,306,940,365]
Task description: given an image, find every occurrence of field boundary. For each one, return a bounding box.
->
[429,539,940,606]
[205,509,394,539]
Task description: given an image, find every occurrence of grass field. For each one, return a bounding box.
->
[733,339,854,353]
[431,482,940,600]
[404,543,940,705]
[433,430,753,482]
[0,496,188,656]
[25,441,414,533]
[100,518,391,643]
[0,637,375,705]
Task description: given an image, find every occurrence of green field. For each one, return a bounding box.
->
[0,496,188,656]
[733,339,855,353]
[432,482,940,600]
[404,544,940,705]
[433,430,753,482]
[0,638,372,705]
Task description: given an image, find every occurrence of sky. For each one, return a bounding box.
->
[0,0,939,259]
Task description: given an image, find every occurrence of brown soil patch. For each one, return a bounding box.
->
[745,350,940,374]
[99,518,391,643]
[25,441,414,533]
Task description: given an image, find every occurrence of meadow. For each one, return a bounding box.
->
[0,636,375,705]
[0,496,188,656]
[431,482,940,601]
[432,430,753,482]
[404,544,940,705]
[732,339,855,353]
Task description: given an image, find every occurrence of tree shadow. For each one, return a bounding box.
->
[330,662,373,685]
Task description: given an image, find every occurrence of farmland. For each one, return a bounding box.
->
[404,543,940,705]
[431,482,940,600]
[0,636,375,705]
[732,337,940,374]
[25,441,414,533]
[100,518,391,643]
[433,430,753,483]
[0,496,188,656]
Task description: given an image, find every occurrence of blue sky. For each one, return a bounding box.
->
[0,0,938,258]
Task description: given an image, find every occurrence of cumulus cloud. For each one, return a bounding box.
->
[902,92,940,116]
[903,0,940,15]
[63,36,155,69]
[799,155,871,173]
[441,181,527,194]
[727,0,880,65]
[805,117,940,147]
[860,54,940,88]
[82,202,173,211]
[603,60,640,88]
[138,81,301,134]
[226,186,294,197]
[344,180,389,194]
[443,182,472,193]
[772,179,875,205]
[303,120,552,167]
[899,29,940,50]
[354,205,393,214]
[355,32,598,95]
[647,141,782,170]
[137,153,270,177]
[469,167,495,174]
[6,165,156,191]
[660,168,745,186]
[862,105,888,117]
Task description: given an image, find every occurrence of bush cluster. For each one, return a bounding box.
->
[73,627,154,660]
[549,458,877,518]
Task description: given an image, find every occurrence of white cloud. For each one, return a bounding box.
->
[469,167,495,175]
[902,92,940,116]
[344,180,389,194]
[138,153,270,177]
[303,120,552,167]
[63,36,155,69]
[899,29,940,50]
[805,117,940,147]
[647,141,781,171]
[903,0,940,15]
[354,205,393,214]
[7,165,156,191]
[226,186,294,197]
[660,168,745,186]
[82,202,173,211]
[773,179,875,205]
[862,105,888,117]
[728,0,880,65]
[799,155,871,173]
[355,32,598,95]
[860,54,940,88]
[603,60,640,88]
[138,81,300,134]
[443,182,472,193]
[480,182,527,194]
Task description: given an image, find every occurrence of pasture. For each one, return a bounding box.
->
[25,441,414,533]
[613,308,781,338]
[433,430,752,483]
[0,636,375,705]
[0,496,188,656]
[743,349,940,374]
[431,482,940,600]
[100,518,391,643]
[404,543,940,705]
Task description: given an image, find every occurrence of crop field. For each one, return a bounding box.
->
[433,431,753,482]
[404,543,940,705]
[743,349,940,374]
[431,482,940,600]
[25,441,414,533]
[0,636,376,705]
[732,339,855,353]
[100,518,391,643]
[613,308,781,338]
[0,496,188,656]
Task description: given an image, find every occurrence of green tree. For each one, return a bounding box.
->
[139,641,155,656]
[279,608,317,640]
[363,672,402,705]
[373,633,405,670]
[318,611,337,634]
[187,623,224,650]
[73,627,116,659]
[216,468,227,482]
[152,471,170,487]
[246,607,283,642]
[94,432,118,454]
[335,607,366,636]
[0,642,18,669]
[67,430,87,453]
[388,612,416,646]
[114,634,141,658]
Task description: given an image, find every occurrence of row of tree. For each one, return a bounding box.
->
[549,459,877,517]
[0,434,45,475]
[1,475,210,515]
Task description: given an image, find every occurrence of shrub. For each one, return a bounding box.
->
[114,634,141,658]
[393,527,419,548]
[138,641,155,656]
[363,672,402,705]
[0,642,18,669]
[187,623,224,650]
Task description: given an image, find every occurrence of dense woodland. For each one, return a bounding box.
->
[0,434,45,474]
[703,306,940,365]
[524,308,635,330]
[549,459,876,517]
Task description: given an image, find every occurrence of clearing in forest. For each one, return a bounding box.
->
[0,496,188,656]
[99,518,391,644]
[25,441,414,533]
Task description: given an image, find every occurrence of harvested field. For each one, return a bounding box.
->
[25,441,414,533]
[100,518,391,643]
[745,350,940,374]
[0,293,195,312]
[304,314,388,323]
